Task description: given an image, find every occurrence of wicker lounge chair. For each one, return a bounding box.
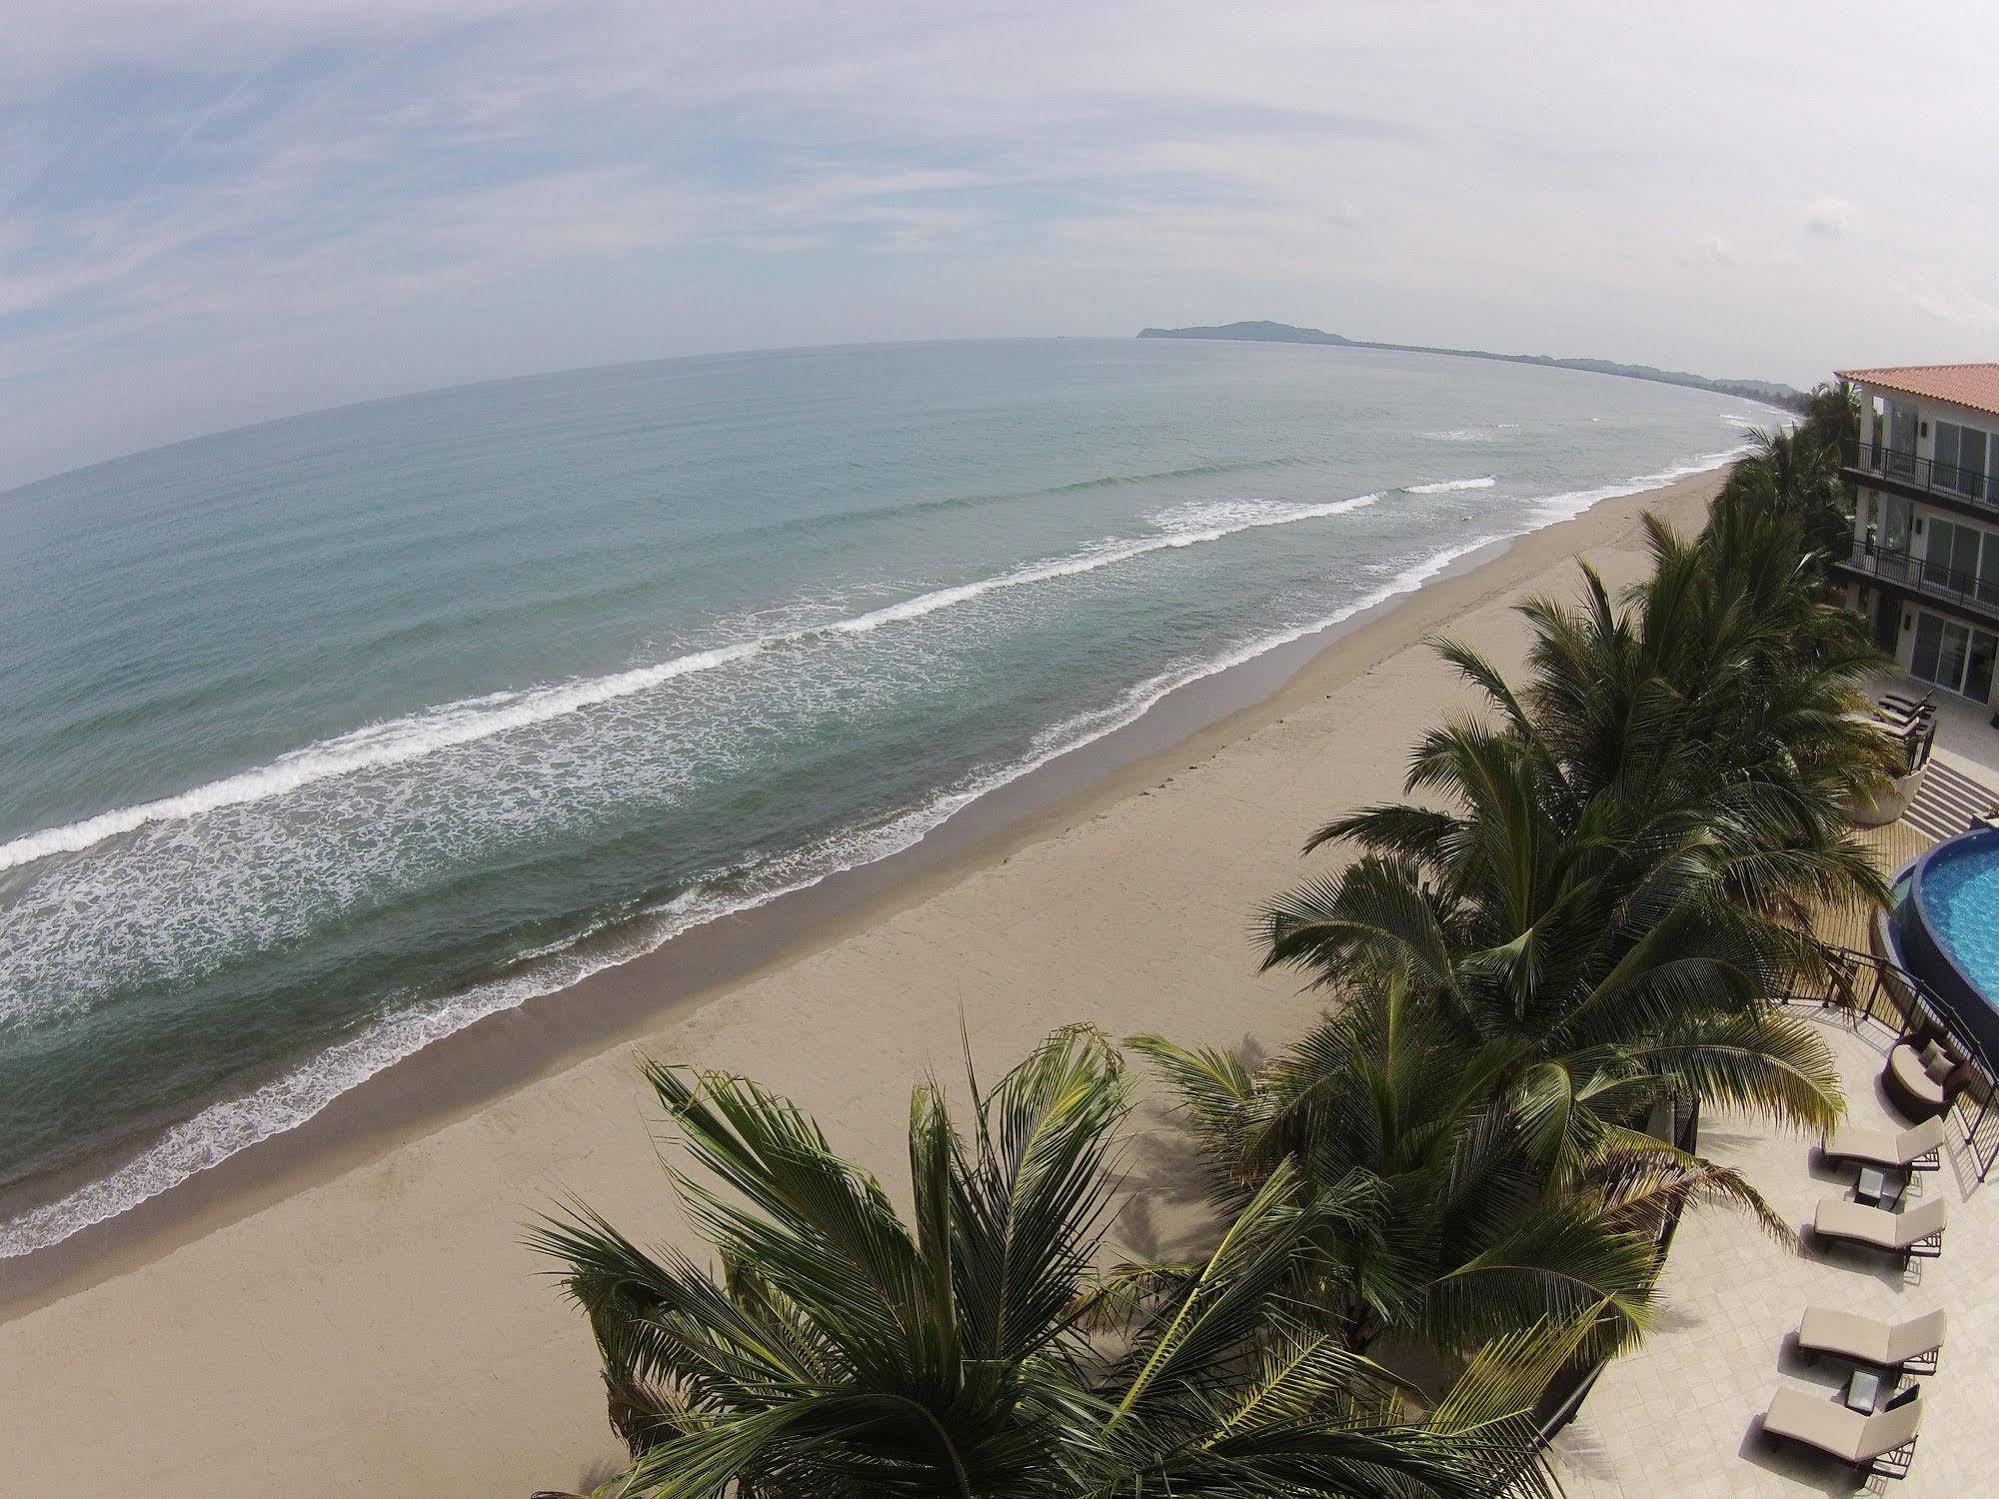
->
[1812,1196,1947,1262]
[1762,1384,1920,1478]
[1885,1041,1972,1123]
[1823,1115,1945,1173]
[1796,1307,1946,1375]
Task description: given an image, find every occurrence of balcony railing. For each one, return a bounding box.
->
[1845,440,1999,510]
[1840,537,1999,617]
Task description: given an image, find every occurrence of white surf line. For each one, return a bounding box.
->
[0,491,1383,875]
[0,528,1494,1261]
[1525,444,1751,524]
[1406,476,1497,493]
[0,441,1749,1257]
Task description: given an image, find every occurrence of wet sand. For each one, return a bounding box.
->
[0,470,1724,1496]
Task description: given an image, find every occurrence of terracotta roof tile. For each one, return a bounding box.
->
[1837,363,1999,420]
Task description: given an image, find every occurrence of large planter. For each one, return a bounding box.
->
[1844,765,1922,828]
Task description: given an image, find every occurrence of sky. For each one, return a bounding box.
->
[5,0,1999,491]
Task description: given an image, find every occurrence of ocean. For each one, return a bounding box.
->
[0,336,1763,1255]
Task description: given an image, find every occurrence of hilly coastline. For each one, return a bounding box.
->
[1138,320,1804,409]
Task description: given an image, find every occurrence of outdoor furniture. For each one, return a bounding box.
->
[1797,1307,1946,1375]
[1824,1115,1945,1173]
[1854,1166,1905,1210]
[1762,1384,1920,1479]
[1885,1040,1972,1122]
[1875,702,1934,733]
[1844,1367,1885,1413]
[1879,690,1935,717]
[1812,1195,1947,1262]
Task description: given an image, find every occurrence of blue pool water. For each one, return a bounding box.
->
[1919,837,1999,998]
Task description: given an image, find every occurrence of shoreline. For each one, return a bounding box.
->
[0,466,1727,1497]
[0,464,1728,1314]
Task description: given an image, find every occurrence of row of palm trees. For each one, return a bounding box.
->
[531,388,1890,1497]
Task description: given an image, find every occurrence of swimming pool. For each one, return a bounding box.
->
[1892,827,1999,1061]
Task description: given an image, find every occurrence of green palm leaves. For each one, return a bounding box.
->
[532,1026,1551,1498]
[1197,477,1881,1366]
[531,394,1883,1494]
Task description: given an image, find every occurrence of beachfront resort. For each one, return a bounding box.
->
[509,377,1999,1496]
[9,11,1998,1495]
[1543,367,1999,1495]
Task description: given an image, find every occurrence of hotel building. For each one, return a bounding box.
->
[1837,363,1999,710]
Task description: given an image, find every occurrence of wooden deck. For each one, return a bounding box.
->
[1810,817,1929,958]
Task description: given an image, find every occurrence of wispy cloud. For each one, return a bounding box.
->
[4,2,1999,488]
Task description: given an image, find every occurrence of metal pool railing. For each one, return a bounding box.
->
[1788,943,1999,1183]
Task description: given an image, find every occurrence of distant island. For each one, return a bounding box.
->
[1137,320,1804,410]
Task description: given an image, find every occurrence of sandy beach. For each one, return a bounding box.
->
[0,469,1724,1496]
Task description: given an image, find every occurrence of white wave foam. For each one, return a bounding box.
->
[1406,476,1497,494]
[0,491,1381,876]
[0,441,1748,1257]
[1525,444,1751,525]
[0,524,1496,1261]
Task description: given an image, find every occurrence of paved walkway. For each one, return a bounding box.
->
[1547,1016,1999,1496]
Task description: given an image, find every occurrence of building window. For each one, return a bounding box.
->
[1934,420,1995,500]
[1925,518,1999,604]
[1880,493,1913,553]
[1888,404,1919,476]
[1911,612,1999,701]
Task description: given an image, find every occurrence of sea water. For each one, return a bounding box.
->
[0,336,1764,1253]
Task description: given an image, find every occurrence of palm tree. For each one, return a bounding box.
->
[1437,503,1892,932]
[1724,428,1852,566]
[1134,974,1789,1364]
[1198,723,1831,1354]
[1720,379,1858,570]
[1798,379,1861,455]
[529,1026,1557,1498]
[1201,494,1886,1363]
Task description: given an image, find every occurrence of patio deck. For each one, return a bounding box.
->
[1546,697,1999,1496]
[1546,1014,1998,1496]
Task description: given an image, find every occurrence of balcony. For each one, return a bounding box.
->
[1845,440,1999,516]
[1838,537,1999,623]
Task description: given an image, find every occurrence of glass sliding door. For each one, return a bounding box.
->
[1927,519,1999,605]
[1909,610,1999,702]
[1882,493,1914,552]
[1935,421,1992,500]
[1926,519,1979,596]
[1888,404,1917,476]
[1969,629,1997,702]
[1912,613,1945,681]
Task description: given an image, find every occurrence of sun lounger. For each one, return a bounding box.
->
[1796,1307,1946,1374]
[1874,698,1933,725]
[1878,690,1934,716]
[1812,1195,1947,1262]
[1762,1384,1920,1478]
[1823,1115,1945,1173]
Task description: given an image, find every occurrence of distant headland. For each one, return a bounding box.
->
[1137,320,1804,410]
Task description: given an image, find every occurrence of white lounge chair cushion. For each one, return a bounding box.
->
[1824,1115,1946,1168]
[1764,1384,1921,1464]
[1797,1306,1947,1366]
[1814,1195,1947,1251]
